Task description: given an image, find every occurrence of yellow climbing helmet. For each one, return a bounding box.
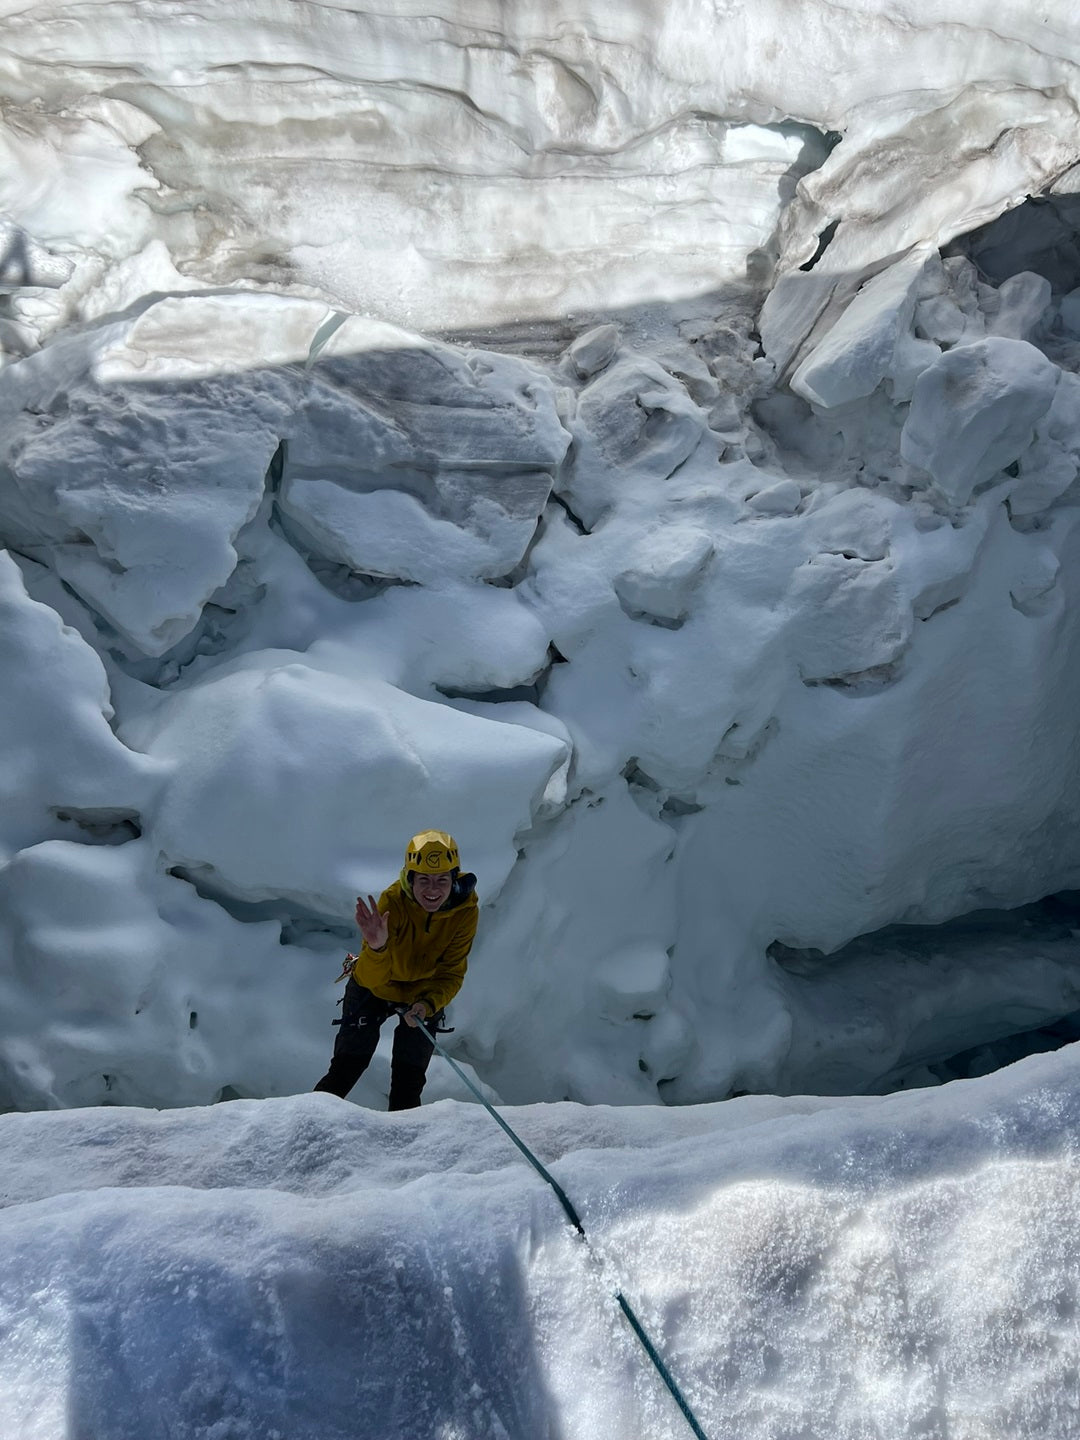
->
[404,830,460,875]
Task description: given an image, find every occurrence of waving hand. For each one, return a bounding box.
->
[355,894,389,952]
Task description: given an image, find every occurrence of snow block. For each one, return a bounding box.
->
[123,655,569,914]
[790,247,938,410]
[983,270,1052,342]
[900,337,1060,505]
[786,552,911,683]
[567,324,620,379]
[612,527,714,622]
[560,358,709,526]
[0,551,153,858]
[746,479,802,515]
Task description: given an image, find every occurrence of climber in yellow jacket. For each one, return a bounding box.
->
[314,830,479,1108]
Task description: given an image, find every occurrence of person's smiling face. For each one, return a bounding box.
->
[412,871,453,912]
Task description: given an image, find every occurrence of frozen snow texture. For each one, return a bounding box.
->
[3,1048,1080,1437]
[6,11,1080,1435]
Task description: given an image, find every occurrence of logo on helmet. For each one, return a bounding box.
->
[404,830,461,877]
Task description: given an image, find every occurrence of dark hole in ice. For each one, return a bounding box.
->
[436,680,541,705]
[166,866,353,942]
[661,794,706,817]
[622,759,662,792]
[770,891,1080,1094]
[946,192,1080,292]
[799,219,839,273]
[52,807,142,845]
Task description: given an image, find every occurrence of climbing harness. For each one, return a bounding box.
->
[403,1010,711,1440]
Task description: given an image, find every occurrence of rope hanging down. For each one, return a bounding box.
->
[411,1019,711,1440]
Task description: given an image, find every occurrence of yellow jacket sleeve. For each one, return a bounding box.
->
[351,890,397,987]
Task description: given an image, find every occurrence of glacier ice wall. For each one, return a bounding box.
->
[3,1,1080,1110]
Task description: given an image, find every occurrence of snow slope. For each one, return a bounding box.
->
[3,1046,1080,1439]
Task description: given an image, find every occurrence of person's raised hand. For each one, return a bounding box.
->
[355,894,389,951]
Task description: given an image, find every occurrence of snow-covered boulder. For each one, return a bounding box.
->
[121,653,570,916]
[900,337,1061,504]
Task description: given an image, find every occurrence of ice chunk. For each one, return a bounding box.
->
[278,476,551,584]
[790,246,938,410]
[1008,369,1080,516]
[0,374,277,655]
[612,527,714,622]
[1009,546,1060,617]
[561,358,709,526]
[746,479,802,515]
[982,270,1052,342]
[786,552,911,683]
[0,551,153,858]
[758,269,840,376]
[900,337,1060,505]
[567,324,620,379]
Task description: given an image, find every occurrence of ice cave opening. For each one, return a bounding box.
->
[768,891,1080,1097]
[949,191,1080,293]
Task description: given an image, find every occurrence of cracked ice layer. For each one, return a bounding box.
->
[3,2,1080,337]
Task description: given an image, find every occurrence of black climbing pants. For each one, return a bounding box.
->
[313,979,443,1109]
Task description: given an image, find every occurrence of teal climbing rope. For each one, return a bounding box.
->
[413,1021,711,1440]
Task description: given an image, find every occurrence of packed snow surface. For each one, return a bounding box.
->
[3,1047,1080,1439]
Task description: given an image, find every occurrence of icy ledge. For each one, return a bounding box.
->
[3,1047,1079,1439]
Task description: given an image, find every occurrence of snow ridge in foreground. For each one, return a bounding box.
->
[2,1047,1079,1440]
